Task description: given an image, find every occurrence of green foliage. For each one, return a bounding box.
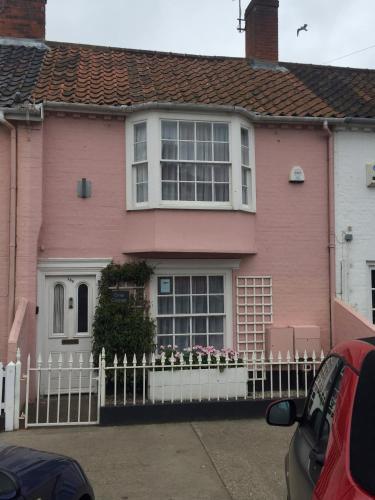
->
[92,261,155,364]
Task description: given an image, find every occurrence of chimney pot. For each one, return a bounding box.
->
[0,0,47,40]
[244,0,279,62]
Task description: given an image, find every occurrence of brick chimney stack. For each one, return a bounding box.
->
[245,0,279,62]
[0,0,47,40]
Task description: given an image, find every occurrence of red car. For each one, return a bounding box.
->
[266,337,375,499]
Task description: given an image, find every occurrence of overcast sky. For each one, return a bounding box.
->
[46,0,375,69]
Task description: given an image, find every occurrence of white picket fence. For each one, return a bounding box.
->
[100,349,324,406]
[0,350,21,432]
[1,348,324,430]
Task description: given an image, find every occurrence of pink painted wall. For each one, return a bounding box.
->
[0,128,10,360]
[333,298,375,345]
[0,114,331,359]
[236,126,330,352]
[13,124,44,366]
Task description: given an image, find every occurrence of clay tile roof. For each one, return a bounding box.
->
[2,39,375,118]
[0,43,47,106]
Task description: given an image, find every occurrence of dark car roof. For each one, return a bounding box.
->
[0,445,93,498]
[0,445,72,474]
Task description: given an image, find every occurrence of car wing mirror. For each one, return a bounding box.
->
[266,399,299,427]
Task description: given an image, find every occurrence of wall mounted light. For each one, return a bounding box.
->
[77,178,92,198]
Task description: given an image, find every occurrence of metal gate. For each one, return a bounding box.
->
[25,352,101,428]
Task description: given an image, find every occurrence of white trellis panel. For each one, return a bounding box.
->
[236,276,273,358]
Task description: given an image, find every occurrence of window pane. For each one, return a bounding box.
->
[157,336,173,348]
[242,167,251,205]
[180,182,195,201]
[192,276,207,294]
[175,335,190,349]
[179,141,194,161]
[135,122,146,143]
[162,121,177,140]
[209,276,224,293]
[158,296,174,314]
[136,164,148,183]
[241,127,249,148]
[158,317,173,335]
[214,165,229,182]
[192,296,207,313]
[193,316,207,334]
[193,335,207,346]
[162,182,178,200]
[78,283,89,333]
[175,317,190,334]
[135,142,147,162]
[136,184,147,203]
[162,163,178,180]
[175,277,190,294]
[197,183,212,201]
[214,123,229,142]
[209,335,224,349]
[197,164,212,181]
[162,141,178,160]
[242,186,248,205]
[241,147,250,166]
[372,270,375,289]
[53,284,64,334]
[179,122,194,141]
[197,142,212,161]
[306,356,341,437]
[196,122,212,141]
[209,316,224,333]
[175,296,191,314]
[209,295,224,313]
[214,183,229,202]
[180,164,195,181]
[214,142,229,161]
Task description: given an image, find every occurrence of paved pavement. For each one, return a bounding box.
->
[1,419,294,500]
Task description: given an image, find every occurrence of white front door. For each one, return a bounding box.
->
[44,275,97,393]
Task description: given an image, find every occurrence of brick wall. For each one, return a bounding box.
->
[245,0,279,61]
[0,0,46,39]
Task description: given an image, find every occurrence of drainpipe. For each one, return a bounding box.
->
[323,120,335,348]
[0,112,17,333]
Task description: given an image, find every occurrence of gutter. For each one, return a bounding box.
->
[43,100,375,127]
[323,120,335,349]
[0,112,17,333]
[43,100,349,125]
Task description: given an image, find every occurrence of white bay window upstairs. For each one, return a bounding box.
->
[124,111,257,257]
[126,111,255,212]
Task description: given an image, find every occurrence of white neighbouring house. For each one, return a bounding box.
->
[335,127,375,323]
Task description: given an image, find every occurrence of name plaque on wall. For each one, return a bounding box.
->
[111,289,130,303]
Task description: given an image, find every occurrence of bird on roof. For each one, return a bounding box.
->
[297,24,308,37]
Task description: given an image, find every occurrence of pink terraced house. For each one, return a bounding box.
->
[2,0,373,370]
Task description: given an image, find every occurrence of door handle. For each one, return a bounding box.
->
[309,448,325,467]
[69,297,74,309]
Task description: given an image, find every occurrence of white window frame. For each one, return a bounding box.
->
[126,110,256,212]
[149,259,239,349]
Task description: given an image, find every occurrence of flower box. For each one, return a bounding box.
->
[148,366,248,401]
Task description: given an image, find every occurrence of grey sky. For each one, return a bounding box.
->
[46,0,375,69]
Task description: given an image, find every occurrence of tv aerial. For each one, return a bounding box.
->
[234,0,246,33]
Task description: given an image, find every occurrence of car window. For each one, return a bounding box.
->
[305,356,343,444]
